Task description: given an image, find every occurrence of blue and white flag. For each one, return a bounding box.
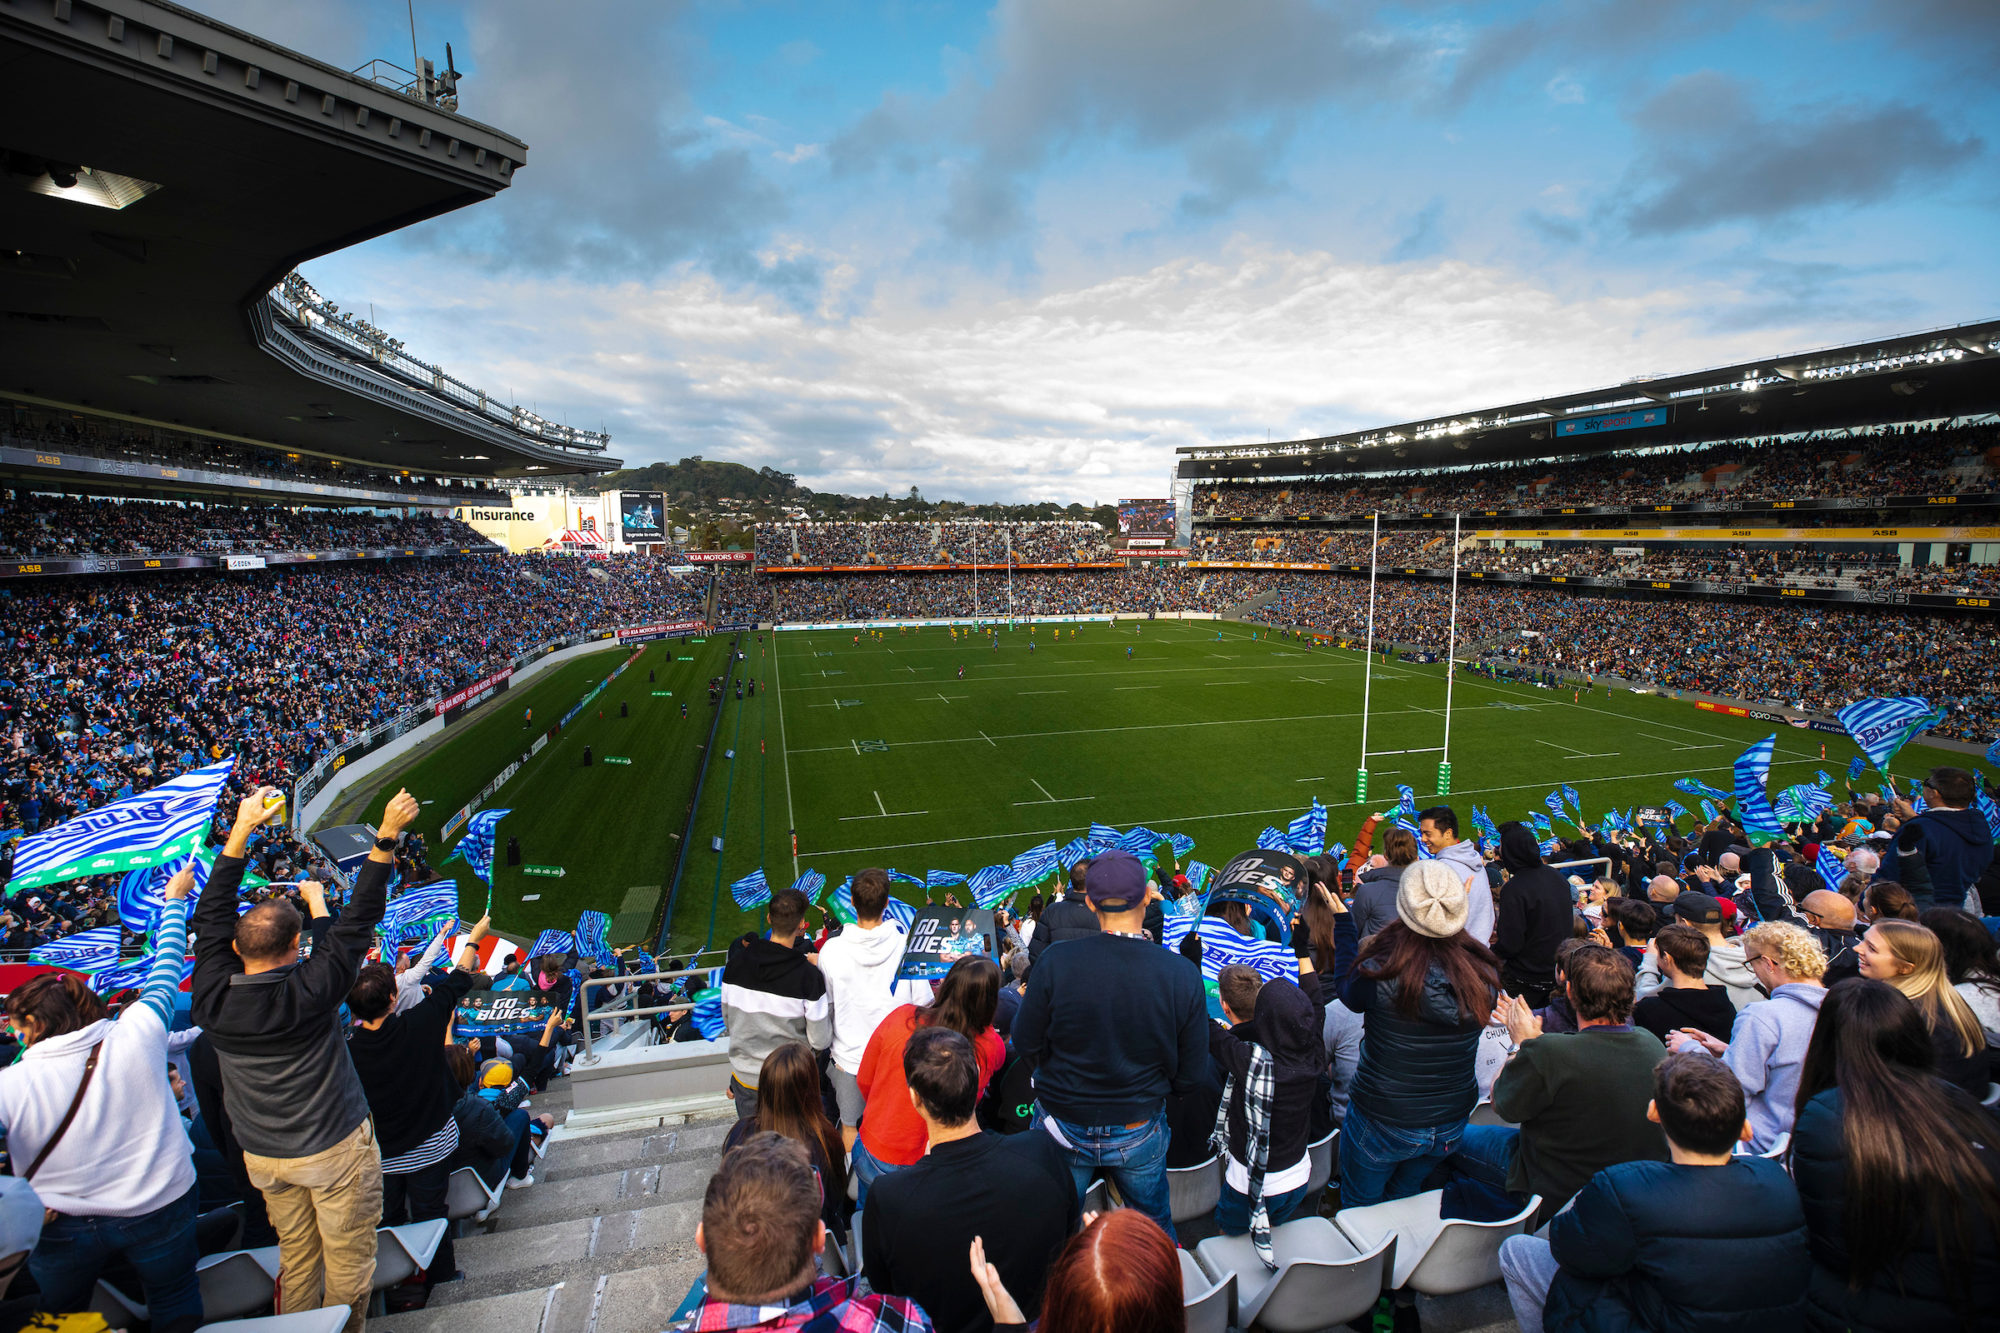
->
[1118,827,1163,858]
[1395,785,1418,818]
[8,758,235,891]
[1286,802,1327,857]
[882,896,916,932]
[1399,816,1436,858]
[1088,822,1123,845]
[1160,916,1298,984]
[828,877,855,924]
[1973,783,2000,846]
[1258,826,1292,851]
[1987,738,2000,768]
[1539,837,1563,858]
[792,869,828,904]
[445,808,510,887]
[887,869,926,887]
[30,924,123,972]
[1908,777,1928,814]
[1543,791,1568,825]
[1168,832,1197,859]
[378,879,460,942]
[527,928,575,960]
[1816,842,1848,889]
[730,867,771,911]
[1185,861,1215,897]
[968,864,1015,909]
[1774,784,1833,824]
[1836,696,1936,772]
[1055,837,1092,869]
[1561,784,1583,818]
[1011,841,1060,886]
[1699,798,1720,825]
[1664,800,1690,824]
[575,910,616,969]
[688,981,726,1040]
[1816,771,1832,789]
[1733,735,1786,847]
[925,869,967,889]
[1846,756,1867,782]
[1674,777,1731,803]
[90,951,192,995]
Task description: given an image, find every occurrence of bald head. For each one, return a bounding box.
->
[1647,875,1681,902]
[235,899,303,969]
[1800,890,1855,930]
[1717,851,1741,874]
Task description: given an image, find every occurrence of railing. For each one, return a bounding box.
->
[574,957,730,1064]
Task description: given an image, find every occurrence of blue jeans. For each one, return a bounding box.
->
[1039,1109,1174,1239]
[32,1185,202,1333]
[1338,1102,1465,1209]
[850,1137,904,1211]
[1215,1181,1308,1235]
[1446,1124,1521,1193]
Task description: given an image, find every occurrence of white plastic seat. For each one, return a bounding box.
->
[1194,1215,1394,1330]
[373,1219,450,1290]
[196,1312,348,1333]
[1334,1188,1541,1294]
[1982,1082,2000,1110]
[446,1165,505,1222]
[1168,1155,1223,1225]
[1303,1128,1338,1199]
[196,1249,281,1320]
[1178,1247,1236,1333]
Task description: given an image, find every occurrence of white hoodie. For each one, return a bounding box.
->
[817,921,933,1073]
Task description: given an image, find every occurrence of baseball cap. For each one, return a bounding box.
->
[478,1059,517,1089]
[1084,851,1148,911]
[1675,892,1723,925]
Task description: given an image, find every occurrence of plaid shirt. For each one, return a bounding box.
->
[685,1275,932,1333]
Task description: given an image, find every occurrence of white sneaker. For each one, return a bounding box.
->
[506,1172,535,1190]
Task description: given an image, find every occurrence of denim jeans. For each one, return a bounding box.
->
[1039,1109,1175,1239]
[32,1184,203,1333]
[1214,1181,1309,1235]
[850,1137,904,1211]
[1445,1124,1521,1194]
[1338,1102,1466,1209]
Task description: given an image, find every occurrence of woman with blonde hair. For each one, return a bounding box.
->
[1853,918,1991,1096]
[1668,920,1827,1151]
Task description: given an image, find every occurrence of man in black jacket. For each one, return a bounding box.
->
[191,786,414,1333]
[1026,859,1099,969]
[1492,824,1572,1008]
[863,1027,1076,1333]
[347,916,491,1293]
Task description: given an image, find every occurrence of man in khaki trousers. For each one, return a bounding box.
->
[193,787,419,1332]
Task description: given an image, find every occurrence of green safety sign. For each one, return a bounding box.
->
[523,865,565,878]
[652,691,673,697]
[604,756,633,765]
[676,656,694,661]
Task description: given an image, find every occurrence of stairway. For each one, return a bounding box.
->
[368,1080,733,1333]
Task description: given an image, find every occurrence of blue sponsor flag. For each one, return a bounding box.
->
[1544,791,1568,824]
[1257,826,1292,851]
[1972,784,2000,846]
[828,877,856,924]
[689,979,726,1039]
[444,808,510,887]
[1160,916,1298,984]
[1987,738,2000,767]
[1326,842,1346,865]
[1816,771,1832,788]
[1561,784,1583,817]
[1836,696,1936,772]
[1168,833,1197,859]
[1816,842,1848,888]
[1013,839,1060,874]
[1396,785,1418,818]
[1664,799,1689,824]
[887,870,926,887]
[1055,838,1092,869]
[30,924,123,971]
[575,910,616,969]
[730,868,771,911]
[791,869,828,905]
[1674,777,1731,803]
[925,869,967,889]
[378,879,459,943]
[1775,784,1832,824]
[1117,827,1163,858]
[882,897,916,932]
[8,757,236,891]
[1286,802,1327,857]
[968,864,1015,909]
[1185,861,1215,896]
[1733,735,1786,846]
[1846,756,1866,782]
[1699,799,1720,825]
[91,952,193,995]
[1088,822,1123,844]
[527,928,575,960]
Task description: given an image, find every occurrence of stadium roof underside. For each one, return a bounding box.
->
[1178,320,2000,482]
[0,0,617,479]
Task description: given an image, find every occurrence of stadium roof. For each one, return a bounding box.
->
[0,0,618,478]
[1177,319,2000,481]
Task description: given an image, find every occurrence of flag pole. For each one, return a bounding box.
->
[1358,510,1379,806]
[1440,511,1460,796]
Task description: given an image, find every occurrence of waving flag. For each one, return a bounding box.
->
[969,864,1015,909]
[1972,783,2000,846]
[575,910,616,969]
[1055,837,1092,868]
[30,924,123,972]
[887,869,925,887]
[1836,697,1936,772]
[1185,861,1215,897]
[1168,832,1197,859]
[1816,771,1832,788]
[1395,785,1418,818]
[1088,822,1123,845]
[1699,799,1720,825]
[1775,784,1834,824]
[1161,916,1298,984]
[378,879,460,943]
[1469,807,1500,845]
[1986,738,2000,767]
[828,877,855,924]
[1400,816,1436,858]
[1529,813,1552,837]
[112,842,256,935]
[1118,827,1163,858]
[90,951,192,995]
[1733,735,1786,846]
[882,896,916,932]
[1286,802,1327,857]
[1561,784,1583,818]
[1816,842,1848,889]
[925,869,967,889]
[730,867,771,910]
[1012,840,1060,885]
[445,808,510,888]
[1846,756,1866,782]
[792,869,828,904]
[527,928,575,960]
[688,980,726,1039]
[1674,777,1731,803]
[1258,826,1292,851]
[1543,791,1568,825]
[9,758,236,891]
[1664,800,1689,824]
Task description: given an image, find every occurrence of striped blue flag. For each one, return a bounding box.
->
[1987,738,2000,767]
[1257,826,1292,851]
[1675,777,1731,803]
[527,929,575,959]
[887,870,926,887]
[882,897,916,932]
[1286,802,1327,857]
[730,868,771,910]
[1544,791,1568,824]
[1972,783,2000,846]
[1396,785,1418,818]
[792,869,828,904]
[1400,816,1436,858]
[90,952,192,995]
[575,910,616,969]
[1055,838,1092,868]
[30,924,123,971]
[378,879,460,942]
[1185,861,1215,897]
[969,864,1015,909]
[1733,735,1786,847]
[689,982,725,1039]
[1161,916,1298,984]
[1847,756,1866,782]
[1816,771,1832,788]
[1168,833,1197,859]
[1836,697,1936,772]
[445,809,510,887]
[1118,827,1163,858]
[1012,840,1060,880]
[9,758,236,891]
[1816,842,1848,888]
[1664,800,1690,824]
[828,877,856,924]
[1699,798,1720,825]
[1088,822,1123,844]
[1775,784,1833,823]
[1561,785,1583,818]
[925,869,967,889]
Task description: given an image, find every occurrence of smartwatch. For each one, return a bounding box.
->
[373,836,399,851]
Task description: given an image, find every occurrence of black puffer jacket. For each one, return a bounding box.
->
[1333,915,1492,1129]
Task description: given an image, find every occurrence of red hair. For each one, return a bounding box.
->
[1038,1210,1185,1333]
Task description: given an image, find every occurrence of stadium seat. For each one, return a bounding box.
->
[447,1165,506,1223]
[1194,1215,1394,1330]
[1334,1189,1541,1293]
[196,1249,282,1320]
[372,1219,451,1294]
[195,1313,347,1333]
[1168,1155,1224,1225]
[1984,1083,2000,1110]
[1177,1247,1236,1333]
[1303,1128,1338,1199]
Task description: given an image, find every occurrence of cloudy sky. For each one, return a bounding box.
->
[206,0,1996,503]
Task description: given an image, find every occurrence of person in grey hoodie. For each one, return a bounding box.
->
[1668,921,1828,1152]
[1421,807,1496,946]
[1636,891,1761,1011]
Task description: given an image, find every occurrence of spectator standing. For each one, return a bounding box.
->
[1027,860,1099,968]
[1852,918,1990,1096]
[1498,1052,1810,1333]
[1012,851,1208,1236]
[863,1027,1076,1333]
[721,1042,849,1240]
[1331,860,1502,1207]
[1889,767,1995,910]
[720,888,830,1120]
[1450,946,1669,1226]
[1632,924,1740,1044]
[0,867,201,1333]
[1669,922,1828,1153]
[1491,823,1571,1007]
[1789,979,2000,1330]
[1422,806,1496,945]
[690,1134,931,1332]
[816,868,931,1150]
[1638,892,1760,1011]
[855,957,1004,1205]
[192,787,412,1333]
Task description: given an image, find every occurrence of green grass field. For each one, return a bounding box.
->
[331,617,1979,957]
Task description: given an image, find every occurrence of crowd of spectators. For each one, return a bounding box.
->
[756,521,1113,566]
[767,569,1206,621]
[1195,421,1998,518]
[688,771,1999,1332]
[0,492,484,560]
[710,566,773,625]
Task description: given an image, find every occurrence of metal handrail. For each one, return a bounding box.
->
[574,958,729,1063]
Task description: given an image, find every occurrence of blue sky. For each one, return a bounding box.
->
[205,0,1998,503]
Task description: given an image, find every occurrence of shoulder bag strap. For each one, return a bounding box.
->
[22,1044,102,1181]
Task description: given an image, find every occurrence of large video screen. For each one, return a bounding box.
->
[619,491,665,543]
[1117,498,1176,541]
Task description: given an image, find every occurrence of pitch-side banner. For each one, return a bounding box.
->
[618,619,708,644]
[437,668,513,723]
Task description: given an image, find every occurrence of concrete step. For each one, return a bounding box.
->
[488,1156,716,1229]
[368,1283,562,1333]
[538,1120,735,1183]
